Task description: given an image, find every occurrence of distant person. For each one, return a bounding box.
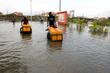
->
[47,12,56,28]
[21,16,29,25]
[40,17,44,23]
[12,16,16,25]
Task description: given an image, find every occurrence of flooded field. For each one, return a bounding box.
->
[0,21,110,73]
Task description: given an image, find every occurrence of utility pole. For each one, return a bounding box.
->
[30,0,32,21]
[59,0,61,11]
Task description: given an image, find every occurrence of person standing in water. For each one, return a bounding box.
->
[12,16,16,25]
[47,12,56,27]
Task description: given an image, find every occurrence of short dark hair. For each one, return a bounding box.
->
[49,12,52,15]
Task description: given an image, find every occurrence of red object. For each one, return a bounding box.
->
[57,11,68,25]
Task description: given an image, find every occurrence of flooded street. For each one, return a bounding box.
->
[0,21,110,73]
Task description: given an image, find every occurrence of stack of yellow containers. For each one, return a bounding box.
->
[20,24,32,33]
[48,27,63,41]
[22,24,31,32]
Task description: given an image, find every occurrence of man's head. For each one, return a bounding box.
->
[49,12,52,16]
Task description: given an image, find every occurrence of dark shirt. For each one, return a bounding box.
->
[47,15,55,26]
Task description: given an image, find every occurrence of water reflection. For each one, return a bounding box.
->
[89,26,109,38]
[67,23,86,34]
[20,34,32,41]
[58,25,67,33]
[68,24,74,33]
[90,31,108,37]
[12,23,16,28]
[47,41,62,52]
[76,24,85,33]
[40,21,44,24]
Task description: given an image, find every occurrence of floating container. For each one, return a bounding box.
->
[47,27,63,41]
[20,24,32,33]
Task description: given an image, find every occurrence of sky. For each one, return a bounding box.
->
[0,0,110,17]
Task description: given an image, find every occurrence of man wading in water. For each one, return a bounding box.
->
[47,12,56,28]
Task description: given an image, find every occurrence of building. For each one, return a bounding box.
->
[0,12,3,15]
[13,12,23,16]
[70,10,75,18]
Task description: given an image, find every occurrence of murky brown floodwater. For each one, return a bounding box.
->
[0,21,110,73]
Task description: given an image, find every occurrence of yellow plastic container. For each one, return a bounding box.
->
[48,27,62,34]
[22,24,31,32]
[20,24,32,33]
[48,27,63,41]
[51,34,63,41]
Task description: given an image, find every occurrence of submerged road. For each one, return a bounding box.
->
[0,21,110,73]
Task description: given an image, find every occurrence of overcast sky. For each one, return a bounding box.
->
[0,0,110,17]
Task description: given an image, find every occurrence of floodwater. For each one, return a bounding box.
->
[0,21,110,73]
